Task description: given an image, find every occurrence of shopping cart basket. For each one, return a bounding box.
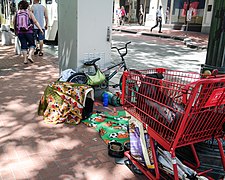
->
[121,68,225,179]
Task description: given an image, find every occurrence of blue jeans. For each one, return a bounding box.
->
[18,33,35,51]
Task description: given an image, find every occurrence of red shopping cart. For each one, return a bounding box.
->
[121,68,225,179]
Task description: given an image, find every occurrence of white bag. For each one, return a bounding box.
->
[58,69,76,82]
[15,36,21,55]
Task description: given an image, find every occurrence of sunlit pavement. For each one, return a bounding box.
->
[0,45,147,180]
[44,24,209,59]
[111,31,207,73]
[0,26,209,179]
[112,24,209,49]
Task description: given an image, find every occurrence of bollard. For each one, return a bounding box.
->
[1,24,12,46]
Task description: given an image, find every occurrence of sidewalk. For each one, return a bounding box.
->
[112,24,209,49]
[0,44,146,180]
[0,25,210,179]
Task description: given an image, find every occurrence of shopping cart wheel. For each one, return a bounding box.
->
[124,159,143,175]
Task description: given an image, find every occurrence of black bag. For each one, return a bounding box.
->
[82,97,94,119]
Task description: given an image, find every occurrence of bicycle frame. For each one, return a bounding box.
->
[102,61,127,81]
[87,41,130,82]
[103,41,131,82]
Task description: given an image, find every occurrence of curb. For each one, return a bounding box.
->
[186,43,207,50]
[112,28,207,50]
[113,28,137,34]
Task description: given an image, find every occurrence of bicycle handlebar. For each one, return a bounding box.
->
[84,42,131,67]
[111,41,131,58]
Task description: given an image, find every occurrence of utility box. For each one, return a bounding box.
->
[58,0,113,73]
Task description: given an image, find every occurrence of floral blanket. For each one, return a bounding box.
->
[38,82,94,125]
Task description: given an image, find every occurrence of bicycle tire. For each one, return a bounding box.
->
[67,73,88,84]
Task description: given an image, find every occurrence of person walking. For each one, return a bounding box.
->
[13,0,44,64]
[138,4,144,26]
[150,6,163,33]
[31,0,48,56]
[120,6,126,26]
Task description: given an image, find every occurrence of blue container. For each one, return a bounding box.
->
[102,91,121,107]
[103,92,109,107]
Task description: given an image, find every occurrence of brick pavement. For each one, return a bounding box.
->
[0,44,147,180]
[0,26,210,179]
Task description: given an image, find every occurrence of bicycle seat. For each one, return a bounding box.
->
[84,58,100,66]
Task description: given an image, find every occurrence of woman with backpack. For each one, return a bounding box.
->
[13,0,44,64]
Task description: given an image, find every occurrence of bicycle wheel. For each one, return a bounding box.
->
[67,73,88,84]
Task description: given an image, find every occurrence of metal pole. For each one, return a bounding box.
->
[143,0,147,24]
[185,0,190,32]
[205,0,225,67]
[186,22,188,36]
[169,0,174,24]
[222,46,225,67]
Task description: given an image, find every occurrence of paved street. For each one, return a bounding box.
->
[111,31,207,73]
[112,25,209,49]
[44,31,207,74]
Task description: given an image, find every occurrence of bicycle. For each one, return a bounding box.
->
[67,41,138,90]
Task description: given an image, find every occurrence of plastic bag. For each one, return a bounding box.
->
[58,69,76,82]
[87,69,106,86]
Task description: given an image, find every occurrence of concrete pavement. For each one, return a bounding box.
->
[112,24,209,49]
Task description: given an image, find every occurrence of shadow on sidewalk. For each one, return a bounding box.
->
[0,44,145,180]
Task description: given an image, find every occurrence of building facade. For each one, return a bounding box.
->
[114,0,214,33]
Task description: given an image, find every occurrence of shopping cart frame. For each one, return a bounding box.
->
[121,68,225,179]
